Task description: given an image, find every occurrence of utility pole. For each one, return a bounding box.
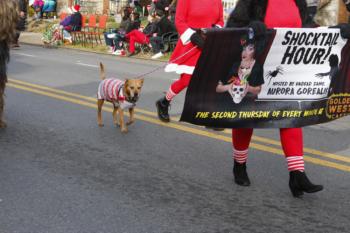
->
[103,0,110,14]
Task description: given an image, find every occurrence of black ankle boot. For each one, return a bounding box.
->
[289,171,323,197]
[233,161,250,186]
[156,97,170,122]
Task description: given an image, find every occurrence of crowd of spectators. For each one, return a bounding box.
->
[47,0,177,53]
[104,0,177,58]
[47,0,350,59]
[30,0,57,20]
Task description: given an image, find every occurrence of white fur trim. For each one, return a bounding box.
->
[215,24,222,28]
[165,63,195,75]
[180,28,195,45]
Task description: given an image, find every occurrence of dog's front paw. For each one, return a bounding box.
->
[98,123,104,127]
[126,120,134,126]
[121,127,128,133]
[0,121,7,128]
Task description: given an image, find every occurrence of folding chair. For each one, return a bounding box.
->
[161,32,179,53]
[91,15,108,45]
[82,14,97,47]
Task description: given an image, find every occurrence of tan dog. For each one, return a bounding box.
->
[97,63,144,133]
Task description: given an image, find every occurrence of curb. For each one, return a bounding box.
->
[20,41,168,63]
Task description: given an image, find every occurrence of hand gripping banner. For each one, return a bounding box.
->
[180,28,350,128]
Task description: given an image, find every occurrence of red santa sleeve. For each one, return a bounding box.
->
[215,0,224,28]
[175,0,195,45]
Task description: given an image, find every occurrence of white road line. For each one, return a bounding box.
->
[14,53,37,57]
[76,62,99,68]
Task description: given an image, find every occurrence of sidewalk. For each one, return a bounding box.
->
[19,32,43,46]
[18,31,169,61]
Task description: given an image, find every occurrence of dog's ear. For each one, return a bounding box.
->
[124,79,129,87]
[140,78,144,85]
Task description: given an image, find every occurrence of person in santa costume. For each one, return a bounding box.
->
[226,0,322,198]
[155,0,224,122]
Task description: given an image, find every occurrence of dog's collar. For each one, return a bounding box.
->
[117,84,125,101]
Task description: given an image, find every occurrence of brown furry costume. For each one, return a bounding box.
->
[0,0,18,128]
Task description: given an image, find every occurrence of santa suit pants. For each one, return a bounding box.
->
[166,73,192,100]
[232,128,304,171]
[126,30,150,53]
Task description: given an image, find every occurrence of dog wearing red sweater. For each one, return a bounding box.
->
[97,63,144,133]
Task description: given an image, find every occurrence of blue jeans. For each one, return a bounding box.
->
[63,30,71,39]
[104,30,117,46]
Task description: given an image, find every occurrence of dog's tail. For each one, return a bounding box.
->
[99,62,106,80]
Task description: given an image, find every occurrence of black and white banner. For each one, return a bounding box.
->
[180,28,350,128]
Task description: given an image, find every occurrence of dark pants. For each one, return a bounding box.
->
[104,30,125,50]
[104,30,117,46]
[112,34,126,50]
[14,32,20,44]
[150,36,162,53]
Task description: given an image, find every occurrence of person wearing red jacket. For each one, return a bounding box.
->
[156,0,224,122]
[226,0,324,197]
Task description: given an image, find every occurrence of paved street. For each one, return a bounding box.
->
[1,45,350,233]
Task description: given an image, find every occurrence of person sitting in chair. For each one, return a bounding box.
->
[60,5,82,44]
[150,9,176,59]
[125,14,158,57]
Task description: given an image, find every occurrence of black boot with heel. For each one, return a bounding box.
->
[156,97,170,122]
[233,161,251,186]
[289,171,323,197]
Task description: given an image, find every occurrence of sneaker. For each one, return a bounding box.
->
[107,33,117,39]
[112,49,122,55]
[151,52,164,59]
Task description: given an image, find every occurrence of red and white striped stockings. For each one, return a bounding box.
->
[232,128,305,171]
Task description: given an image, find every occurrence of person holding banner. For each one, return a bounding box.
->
[155,0,224,122]
[226,0,324,198]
